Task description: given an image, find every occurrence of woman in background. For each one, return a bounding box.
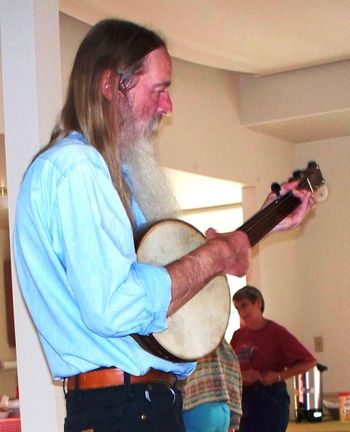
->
[231,285,316,432]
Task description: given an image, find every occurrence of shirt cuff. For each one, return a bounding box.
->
[133,263,172,334]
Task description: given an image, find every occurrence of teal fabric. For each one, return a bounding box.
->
[183,401,230,432]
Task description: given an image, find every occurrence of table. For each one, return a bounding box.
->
[287,420,350,432]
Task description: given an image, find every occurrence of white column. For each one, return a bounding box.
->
[0,1,65,430]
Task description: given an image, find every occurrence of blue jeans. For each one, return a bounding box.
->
[238,382,290,432]
[183,401,230,432]
[64,383,185,432]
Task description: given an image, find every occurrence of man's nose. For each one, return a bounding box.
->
[158,92,172,116]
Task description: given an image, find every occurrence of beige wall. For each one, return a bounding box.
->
[296,137,350,393]
[0,136,16,398]
[0,225,16,398]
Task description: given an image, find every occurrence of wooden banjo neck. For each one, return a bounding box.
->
[239,161,327,246]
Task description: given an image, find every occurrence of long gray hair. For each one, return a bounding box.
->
[32,19,166,223]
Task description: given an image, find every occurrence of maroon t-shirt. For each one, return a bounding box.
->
[231,320,315,375]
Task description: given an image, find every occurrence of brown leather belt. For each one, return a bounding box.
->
[67,367,176,391]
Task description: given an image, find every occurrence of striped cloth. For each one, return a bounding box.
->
[179,339,242,429]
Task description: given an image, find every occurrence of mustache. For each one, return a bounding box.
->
[144,115,162,138]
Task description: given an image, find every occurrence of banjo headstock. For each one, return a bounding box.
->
[290,161,328,202]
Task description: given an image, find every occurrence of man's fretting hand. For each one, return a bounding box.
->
[262,180,316,232]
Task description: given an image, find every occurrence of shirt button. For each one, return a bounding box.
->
[141,414,147,421]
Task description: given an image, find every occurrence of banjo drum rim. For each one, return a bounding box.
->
[136,219,231,361]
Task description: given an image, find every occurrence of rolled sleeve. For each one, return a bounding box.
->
[132,263,172,334]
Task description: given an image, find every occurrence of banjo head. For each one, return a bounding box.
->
[137,219,231,360]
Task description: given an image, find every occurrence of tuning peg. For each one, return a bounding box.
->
[308,161,318,170]
[271,182,281,197]
[292,170,302,179]
[313,184,328,202]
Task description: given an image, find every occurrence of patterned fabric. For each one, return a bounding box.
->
[179,340,242,429]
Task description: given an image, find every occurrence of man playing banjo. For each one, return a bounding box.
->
[13,19,314,432]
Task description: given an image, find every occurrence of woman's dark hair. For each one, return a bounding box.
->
[232,285,265,312]
[32,19,167,223]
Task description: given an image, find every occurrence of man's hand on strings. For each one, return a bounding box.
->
[262,180,316,232]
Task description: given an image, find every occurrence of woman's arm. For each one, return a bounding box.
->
[260,360,317,386]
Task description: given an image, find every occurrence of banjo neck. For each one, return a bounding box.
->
[238,191,301,246]
[238,161,326,246]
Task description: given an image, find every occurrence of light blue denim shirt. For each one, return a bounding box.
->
[13,131,194,380]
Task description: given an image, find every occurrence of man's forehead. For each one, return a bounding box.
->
[143,47,172,78]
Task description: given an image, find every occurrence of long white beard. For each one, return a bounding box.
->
[122,135,179,224]
[118,92,179,224]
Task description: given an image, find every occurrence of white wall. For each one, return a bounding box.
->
[1,2,65,431]
[296,137,350,393]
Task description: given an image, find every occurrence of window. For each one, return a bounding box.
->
[167,168,247,342]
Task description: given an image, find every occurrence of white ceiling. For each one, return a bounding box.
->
[60,0,350,76]
[59,0,350,143]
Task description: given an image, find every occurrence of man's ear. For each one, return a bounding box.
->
[100,69,119,101]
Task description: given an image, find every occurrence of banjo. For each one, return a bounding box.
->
[133,162,327,362]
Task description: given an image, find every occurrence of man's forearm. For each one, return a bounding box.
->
[166,230,250,316]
